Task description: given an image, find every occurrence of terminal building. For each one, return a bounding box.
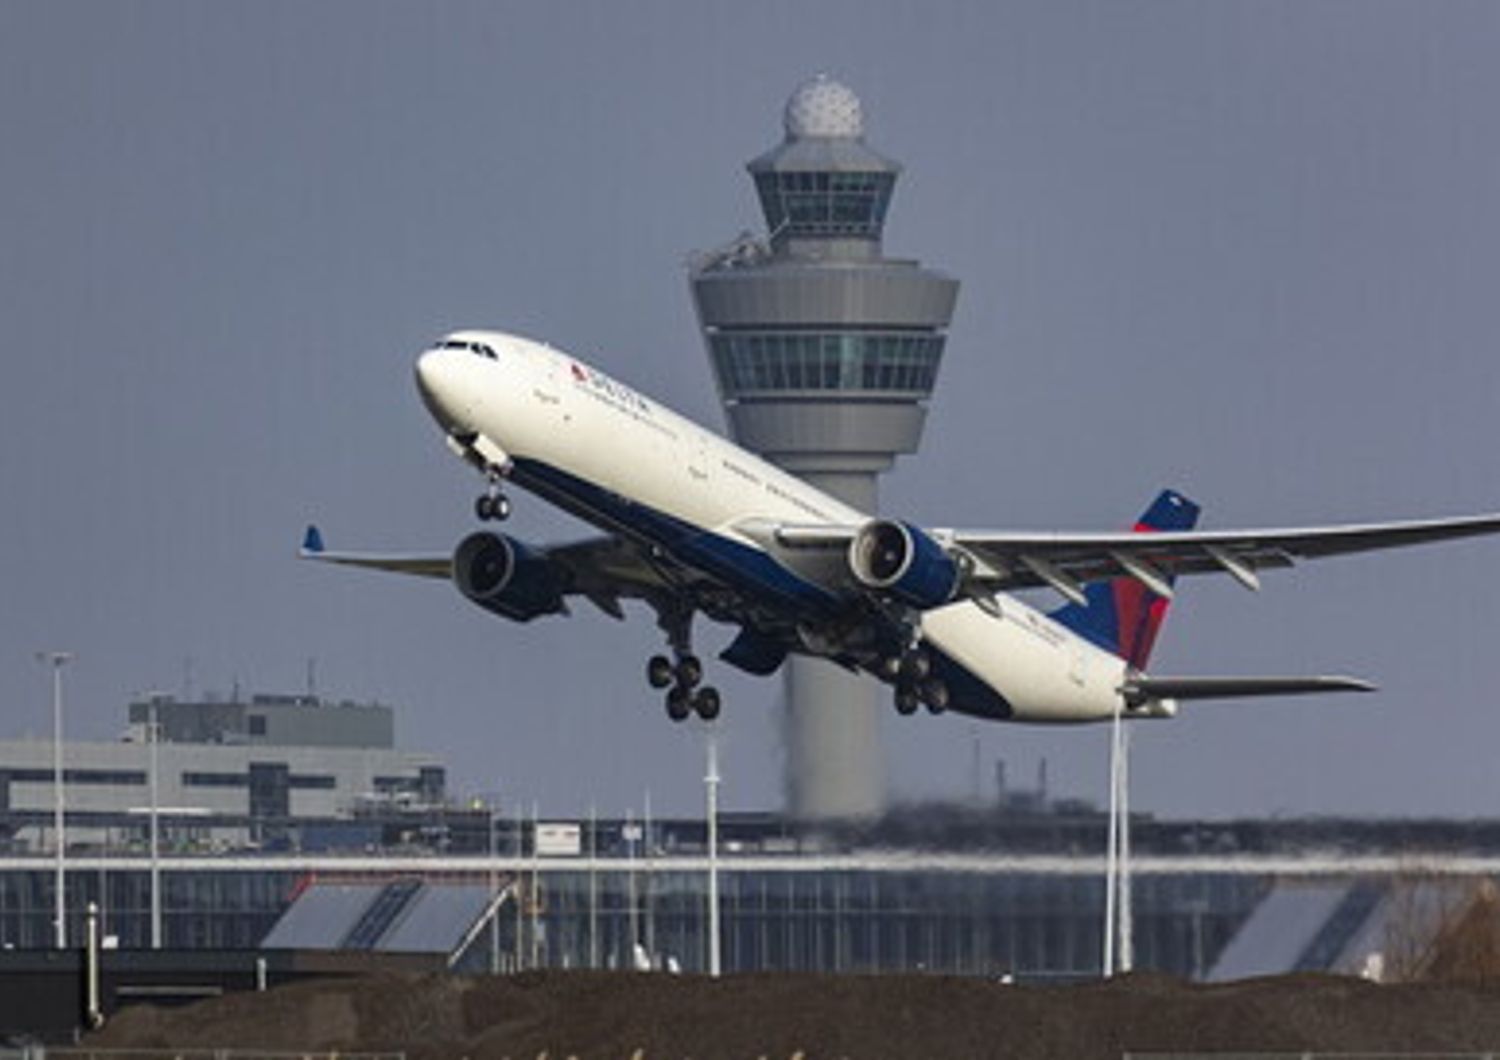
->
[2,704,1498,979]
[0,692,446,853]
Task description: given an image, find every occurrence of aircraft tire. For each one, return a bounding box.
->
[665,687,692,722]
[919,677,949,713]
[901,650,932,681]
[693,686,721,721]
[894,687,920,715]
[647,655,675,689]
[675,655,703,689]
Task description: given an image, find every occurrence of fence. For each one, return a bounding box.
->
[19,1051,406,1060]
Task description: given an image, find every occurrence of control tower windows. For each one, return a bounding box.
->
[754,172,895,239]
[711,332,944,397]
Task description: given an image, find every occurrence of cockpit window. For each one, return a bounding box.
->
[438,339,497,360]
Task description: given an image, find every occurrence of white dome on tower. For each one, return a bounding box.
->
[783,75,863,139]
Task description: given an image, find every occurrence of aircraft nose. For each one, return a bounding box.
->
[414,348,467,429]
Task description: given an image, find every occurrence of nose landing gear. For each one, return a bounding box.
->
[474,467,511,522]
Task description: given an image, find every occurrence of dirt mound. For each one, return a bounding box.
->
[88,969,1500,1060]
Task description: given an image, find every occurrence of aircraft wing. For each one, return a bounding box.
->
[298,525,668,617]
[775,511,1500,605]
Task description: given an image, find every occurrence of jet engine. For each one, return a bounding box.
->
[452,531,566,622]
[848,519,961,609]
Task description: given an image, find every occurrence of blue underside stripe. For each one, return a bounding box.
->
[509,455,1012,721]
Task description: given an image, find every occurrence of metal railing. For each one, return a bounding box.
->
[1126,1053,1499,1060]
[28,1051,406,1060]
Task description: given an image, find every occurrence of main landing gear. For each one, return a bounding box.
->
[649,605,721,722]
[881,647,948,716]
[474,471,511,522]
[648,653,720,721]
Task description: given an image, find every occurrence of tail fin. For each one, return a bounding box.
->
[1050,489,1200,668]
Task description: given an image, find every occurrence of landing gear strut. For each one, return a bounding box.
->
[886,647,947,716]
[649,606,721,722]
[474,470,510,522]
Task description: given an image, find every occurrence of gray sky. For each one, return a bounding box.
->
[3,1,1498,821]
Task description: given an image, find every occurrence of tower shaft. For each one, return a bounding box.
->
[690,77,959,820]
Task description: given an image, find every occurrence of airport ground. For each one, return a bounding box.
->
[86,966,1500,1060]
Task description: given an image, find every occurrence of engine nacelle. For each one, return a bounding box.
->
[452,531,566,623]
[848,519,961,609]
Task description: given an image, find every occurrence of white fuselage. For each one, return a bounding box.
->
[415,331,1132,723]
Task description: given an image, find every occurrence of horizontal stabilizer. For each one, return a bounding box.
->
[1122,675,1376,707]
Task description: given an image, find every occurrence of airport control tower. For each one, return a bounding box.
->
[690,77,959,820]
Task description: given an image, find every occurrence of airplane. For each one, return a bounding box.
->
[301,329,1500,725]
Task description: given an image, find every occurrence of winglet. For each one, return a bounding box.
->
[302,525,325,555]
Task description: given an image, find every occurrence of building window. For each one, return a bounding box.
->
[755,171,894,239]
[6,768,147,786]
[248,715,267,737]
[711,332,945,397]
[288,774,336,790]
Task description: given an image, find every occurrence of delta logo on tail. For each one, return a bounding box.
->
[1051,490,1200,669]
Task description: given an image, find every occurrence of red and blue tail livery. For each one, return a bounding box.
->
[1050,490,1200,669]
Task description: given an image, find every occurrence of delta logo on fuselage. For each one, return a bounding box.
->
[571,360,651,417]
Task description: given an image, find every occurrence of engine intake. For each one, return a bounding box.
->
[452,531,566,622]
[848,520,961,609]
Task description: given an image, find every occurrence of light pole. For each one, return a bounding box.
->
[1103,701,1122,976]
[1103,706,1136,977]
[37,651,72,950]
[1119,723,1134,973]
[588,803,599,970]
[149,697,162,949]
[705,729,722,977]
[488,793,499,974]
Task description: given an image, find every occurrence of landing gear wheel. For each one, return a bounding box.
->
[665,686,692,722]
[919,677,949,713]
[675,655,703,690]
[894,686,920,716]
[647,655,675,690]
[901,650,932,682]
[692,686,722,721]
[474,493,511,522]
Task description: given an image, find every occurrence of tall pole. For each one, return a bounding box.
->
[643,790,655,963]
[38,652,72,950]
[530,800,540,969]
[588,803,599,970]
[513,803,524,970]
[149,698,162,949]
[488,795,499,974]
[705,732,722,977]
[625,808,639,963]
[1119,723,1134,973]
[1103,702,1122,977]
